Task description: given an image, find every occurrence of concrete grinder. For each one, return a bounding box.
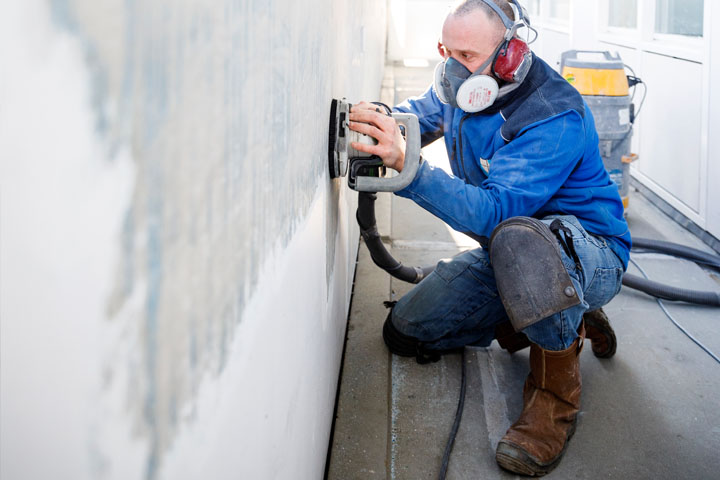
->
[328,98,421,192]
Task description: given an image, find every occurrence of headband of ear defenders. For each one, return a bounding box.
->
[480,0,529,40]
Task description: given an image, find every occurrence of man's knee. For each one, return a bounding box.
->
[382,307,418,357]
[489,216,581,332]
[382,307,443,364]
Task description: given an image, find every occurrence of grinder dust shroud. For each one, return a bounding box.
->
[327,98,422,192]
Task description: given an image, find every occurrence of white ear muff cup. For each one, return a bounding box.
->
[456,75,499,113]
[433,61,449,104]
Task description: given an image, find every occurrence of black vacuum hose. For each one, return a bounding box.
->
[632,237,720,269]
[622,273,720,307]
[624,238,720,305]
[357,192,435,284]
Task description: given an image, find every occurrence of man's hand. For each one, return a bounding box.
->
[348,101,406,173]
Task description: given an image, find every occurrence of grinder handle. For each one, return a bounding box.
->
[354,113,422,192]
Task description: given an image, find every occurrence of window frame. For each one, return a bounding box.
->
[542,0,571,31]
[596,0,704,63]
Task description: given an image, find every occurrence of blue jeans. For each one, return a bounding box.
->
[391,215,625,351]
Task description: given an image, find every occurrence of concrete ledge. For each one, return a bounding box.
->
[327,240,392,479]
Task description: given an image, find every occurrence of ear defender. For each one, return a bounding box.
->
[493,37,532,83]
[453,35,531,112]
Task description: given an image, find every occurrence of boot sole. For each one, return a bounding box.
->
[496,422,577,476]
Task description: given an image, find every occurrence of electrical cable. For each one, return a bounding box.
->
[624,63,638,101]
[624,64,646,111]
[622,63,647,135]
[629,258,720,365]
[438,348,467,480]
[632,80,647,120]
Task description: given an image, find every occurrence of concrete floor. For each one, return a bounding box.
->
[326,63,720,480]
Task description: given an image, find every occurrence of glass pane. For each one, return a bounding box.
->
[608,0,637,29]
[547,0,569,21]
[655,0,704,37]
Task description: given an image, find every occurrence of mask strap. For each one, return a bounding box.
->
[467,39,506,79]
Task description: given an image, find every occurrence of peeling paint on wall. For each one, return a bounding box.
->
[1,0,386,478]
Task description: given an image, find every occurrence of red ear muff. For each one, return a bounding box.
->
[493,38,531,83]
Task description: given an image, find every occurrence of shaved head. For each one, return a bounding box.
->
[438,0,521,74]
[450,0,513,39]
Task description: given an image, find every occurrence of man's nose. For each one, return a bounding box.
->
[452,55,472,71]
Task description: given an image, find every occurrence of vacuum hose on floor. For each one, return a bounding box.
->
[631,237,720,269]
[622,274,720,306]
[623,237,720,307]
[357,192,720,306]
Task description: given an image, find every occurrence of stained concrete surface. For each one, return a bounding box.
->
[327,63,720,479]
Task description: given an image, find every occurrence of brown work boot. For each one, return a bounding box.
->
[495,329,584,476]
[584,308,617,358]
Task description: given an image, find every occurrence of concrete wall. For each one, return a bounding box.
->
[0,1,386,479]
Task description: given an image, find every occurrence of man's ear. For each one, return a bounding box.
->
[437,41,447,58]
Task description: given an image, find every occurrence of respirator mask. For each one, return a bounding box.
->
[433,0,536,113]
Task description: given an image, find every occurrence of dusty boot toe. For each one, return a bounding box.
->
[496,418,577,476]
[496,440,559,477]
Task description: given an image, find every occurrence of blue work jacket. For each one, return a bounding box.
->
[394,53,631,269]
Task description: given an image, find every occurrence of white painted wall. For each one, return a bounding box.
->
[0,1,386,479]
[637,54,703,213]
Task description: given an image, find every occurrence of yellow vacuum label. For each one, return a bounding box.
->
[562,66,629,96]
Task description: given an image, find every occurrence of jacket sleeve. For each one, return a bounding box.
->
[393,84,446,147]
[395,109,585,238]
